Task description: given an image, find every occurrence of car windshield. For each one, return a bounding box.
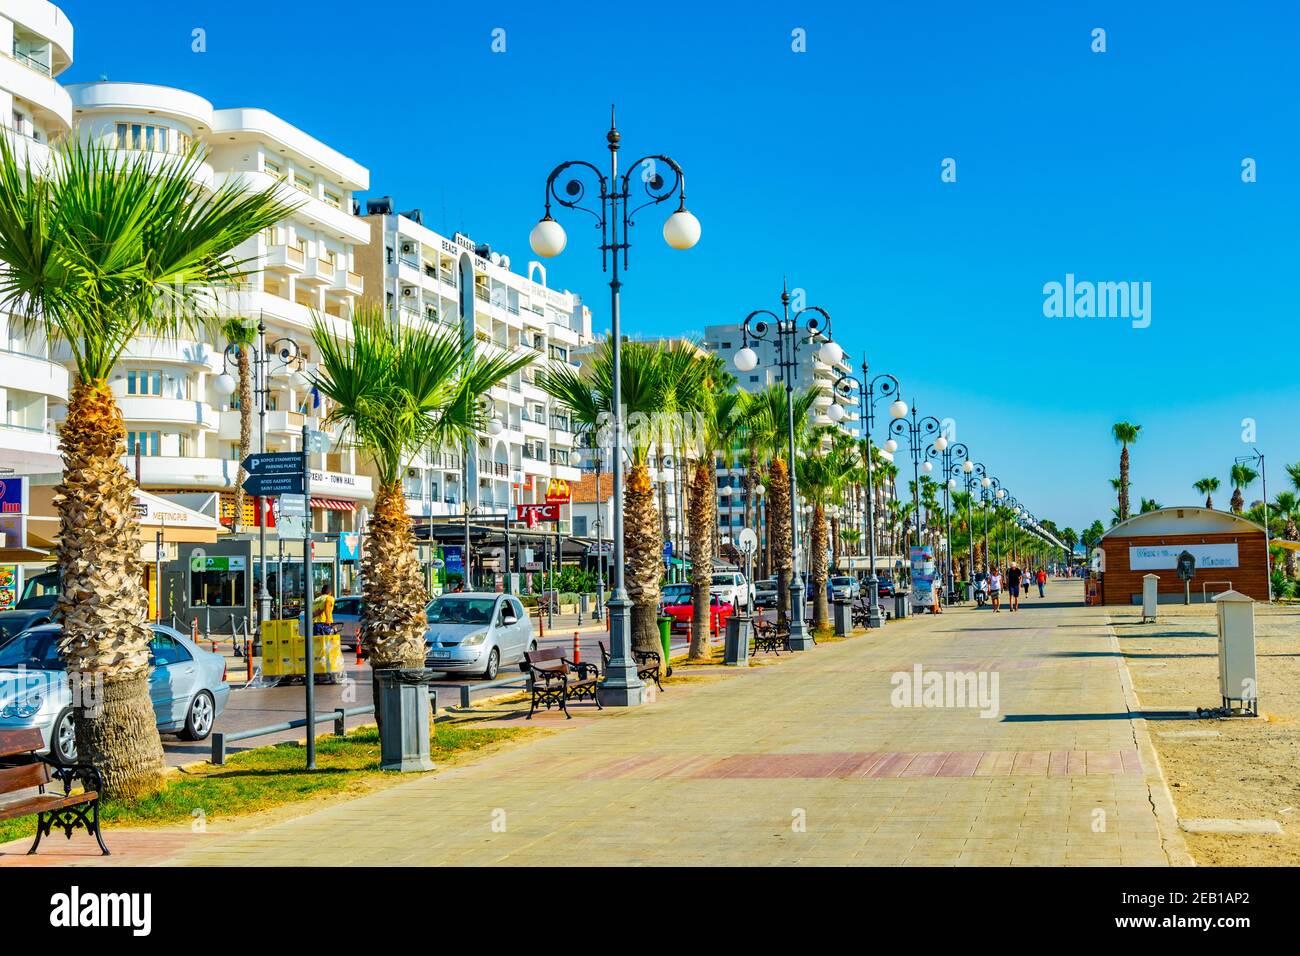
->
[661,586,691,604]
[0,630,64,670]
[334,598,362,616]
[831,577,853,586]
[710,574,737,586]
[0,616,36,641]
[427,598,495,625]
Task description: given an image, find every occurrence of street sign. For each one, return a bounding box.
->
[275,515,307,539]
[662,540,673,564]
[306,429,329,454]
[242,452,304,476]
[243,473,305,497]
[277,495,306,517]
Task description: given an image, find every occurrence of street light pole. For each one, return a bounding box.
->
[889,404,942,555]
[830,354,903,628]
[733,284,842,651]
[931,441,968,600]
[959,460,985,588]
[1236,449,1272,601]
[530,107,701,703]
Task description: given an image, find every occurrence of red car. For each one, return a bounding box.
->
[659,585,736,633]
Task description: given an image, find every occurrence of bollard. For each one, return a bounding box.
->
[537,607,545,638]
[572,631,581,664]
[245,638,253,682]
[191,617,198,643]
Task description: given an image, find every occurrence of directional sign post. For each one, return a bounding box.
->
[242,452,305,498]
[299,424,315,770]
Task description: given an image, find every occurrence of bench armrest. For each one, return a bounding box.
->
[564,659,598,680]
[37,756,102,797]
[632,648,661,666]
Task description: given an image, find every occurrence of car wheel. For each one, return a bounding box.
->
[179,690,216,741]
[52,707,77,765]
[481,647,500,680]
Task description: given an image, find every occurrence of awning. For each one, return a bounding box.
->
[312,497,355,512]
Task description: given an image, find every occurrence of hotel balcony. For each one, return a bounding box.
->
[217,408,306,442]
[266,244,307,274]
[117,396,219,430]
[0,347,68,403]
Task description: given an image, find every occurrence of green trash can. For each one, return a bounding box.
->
[657,616,673,677]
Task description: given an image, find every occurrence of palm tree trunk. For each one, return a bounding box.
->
[625,462,663,663]
[232,347,252,532]
[1286,518,1298,578]
[811,502,829,630]
[688,461,714,659]
[361,481,428,669]
[1231,488,1244,514]
[56,379,165,799]
[767,458,793,628]
[1119,445,1130,520]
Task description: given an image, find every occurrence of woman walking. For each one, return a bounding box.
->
[988,566,1003,612]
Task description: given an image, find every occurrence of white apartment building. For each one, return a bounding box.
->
[354,206,590,530]
[62,80,374,534]
[0,0,72,473]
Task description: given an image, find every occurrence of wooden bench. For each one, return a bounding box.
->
[521,647,601,719]
[598,641,664,692]
[0,727,109,856]
[750,617,788,654]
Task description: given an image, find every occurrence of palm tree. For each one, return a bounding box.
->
[1229,463,1257,514]
[743,384,818,629]
[539,337,678,658]
[1111,422,1141,521]
[0,136,289,798]
[1139,497,1162,513]
[1193,477,1220,510]
[221,318,258,533]
[312,307,532,672]
[1272,491,1299,579]
[796,431,852,631]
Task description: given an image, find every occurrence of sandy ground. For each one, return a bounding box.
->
[1111,601,1300,865]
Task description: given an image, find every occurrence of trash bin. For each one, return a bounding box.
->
[657,616,673,674]
[724,615,751,666]
[374,668,436,772]
[894,592,911,619]
[833,598,852,636]
[1214,590,1257,715]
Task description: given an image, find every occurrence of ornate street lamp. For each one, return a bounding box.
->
[831,355,903,628]
[530,107,699,705]
[928,439,968,600]
[733,284,840,651]
[888,403,942,555]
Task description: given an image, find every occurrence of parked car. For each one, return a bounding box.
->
[424,592,535,680]
[754,578,779,608]
[658,584,692,613]
[709,571,753,610]
[0,623,229,764]
[0,607,56,646]
[876,576,895,599]
[660,591,736,633]
[827,575,861,601]
[332,596,363,651]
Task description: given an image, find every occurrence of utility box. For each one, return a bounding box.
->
[833,598,852,637]
[1214,589,1257,715]
[1141,574,1159,622]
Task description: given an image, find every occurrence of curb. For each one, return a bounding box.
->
[1107,616,1196,867]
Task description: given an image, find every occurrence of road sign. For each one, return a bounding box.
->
[277,495,306,517]
[242,452,304,476]
[306,429,329,454]
[275,515,307,539]
[662,540,673,563]
[243,473,305,497]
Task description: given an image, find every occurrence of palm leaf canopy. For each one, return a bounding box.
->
[311,306,534,485]
[0,134,292,379]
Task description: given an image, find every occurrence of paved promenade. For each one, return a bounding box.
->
[6,581,1189,866]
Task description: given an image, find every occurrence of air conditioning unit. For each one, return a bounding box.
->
[407,467,419,478]
[401,287,415,297]
[401,242,415,255]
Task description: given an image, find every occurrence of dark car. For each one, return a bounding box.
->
[0,608,56,646]
[876,576,895,598]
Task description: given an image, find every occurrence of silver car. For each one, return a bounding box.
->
[424,593,536,680]
[0,623,230,764]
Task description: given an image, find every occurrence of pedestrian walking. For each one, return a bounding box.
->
[1006,562,1022,611]
[988,566,1003,612]
[1036,566,1047,598]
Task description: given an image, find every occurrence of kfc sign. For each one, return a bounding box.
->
[516,503,561,527]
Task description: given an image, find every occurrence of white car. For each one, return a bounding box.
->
[708,571,753,611]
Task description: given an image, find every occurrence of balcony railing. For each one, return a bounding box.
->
[474,285,490,302]
[346,271,364,293]
[11,46,51,77]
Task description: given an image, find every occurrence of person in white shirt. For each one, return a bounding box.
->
[988,566,1003,612]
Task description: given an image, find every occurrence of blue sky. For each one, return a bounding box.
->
[58,0,1299,533]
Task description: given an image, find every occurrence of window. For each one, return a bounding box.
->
[323,189,341,209]
[115,123,178,153]
[126,431,161,456]
[573,515,588,536]
[149,632,192,666]
[127,370,163,396]
[190,555,248,608]
[264,158,282,177]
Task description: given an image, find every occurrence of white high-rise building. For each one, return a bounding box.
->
[0,0,72,473]
[354,206,590,529]
[62,81,374,532]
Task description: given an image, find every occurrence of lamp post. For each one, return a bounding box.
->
[733,285,841,651]
[955,459,984,589]
[888,404,942,555]
[530,107,700,704]
[1236,449,1272,601]
[978,474,1000,571]
[929,440,968,600]
[830,354,904,628]
[213,317,309,635]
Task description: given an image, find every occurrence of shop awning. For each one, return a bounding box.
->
[312,498,355,512]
